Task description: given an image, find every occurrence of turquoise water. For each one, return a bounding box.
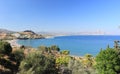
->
[17,35,120,56]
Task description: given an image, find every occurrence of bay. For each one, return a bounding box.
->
[17,35,120,56]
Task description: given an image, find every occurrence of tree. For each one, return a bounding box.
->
[0,41,12,55]
[0,41,21,74]
[19,52,58,74]
[96,48,120,74]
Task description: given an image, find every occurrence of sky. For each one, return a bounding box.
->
[0,0,120,34]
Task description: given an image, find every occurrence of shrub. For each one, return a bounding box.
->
[0,41,12,55]
[96,48,120,74]
[19,52,58,74]
[61,50,70,55]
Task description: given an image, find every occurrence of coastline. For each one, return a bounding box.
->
[6,39,85,59]
[45,35,70,39]
[7,39,21,47]
[8,35,115,56]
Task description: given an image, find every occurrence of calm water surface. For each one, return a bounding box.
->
[17,35,120,56]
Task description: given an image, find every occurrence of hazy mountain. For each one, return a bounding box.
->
[38,31,106,36]
[0,28,15,33]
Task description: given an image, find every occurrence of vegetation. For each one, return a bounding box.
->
[96,48,120,74]
[0,41,24,74]
[0,41,12,55]
[68,59,97,74]
[56,55,71,66]
[1,40,120,74]
[19,52,57,74]
[0,41,96,74]
[38,45,49,53]
[50,45,60,51]
[60,50,70,55]
[38,45,60,53]
[83,54,95,68]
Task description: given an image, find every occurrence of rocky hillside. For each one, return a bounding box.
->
[16,30,45,39]
[0,29,45,40]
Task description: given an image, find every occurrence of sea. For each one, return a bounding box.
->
[17,35,120,56]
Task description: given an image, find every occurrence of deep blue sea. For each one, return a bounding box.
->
[17,35,120,56]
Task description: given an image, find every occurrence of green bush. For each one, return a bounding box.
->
[84,54,95,67]
[19,52,58,74]
[56,56,71,66]
[0,41,12,55]
[38,45,60,54]
[38,45,49,53]
[96,48,120,74]
[68,59,97,74]
[50,45,60,51]
[61,50,70,55]
[13,49,25,63]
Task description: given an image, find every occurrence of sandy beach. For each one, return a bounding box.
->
[7,39,21,47]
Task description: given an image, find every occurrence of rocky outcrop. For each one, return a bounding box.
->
[0,30,45,40]
[17,30,45,39]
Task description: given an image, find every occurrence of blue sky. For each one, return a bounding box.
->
[0,0,120,34]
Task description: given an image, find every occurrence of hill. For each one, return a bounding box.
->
[0,29,45,40]
[0,28,15,34]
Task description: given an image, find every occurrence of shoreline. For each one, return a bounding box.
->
[45,35,70,39]
[7,39,21,47]
[6,39,93,58]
